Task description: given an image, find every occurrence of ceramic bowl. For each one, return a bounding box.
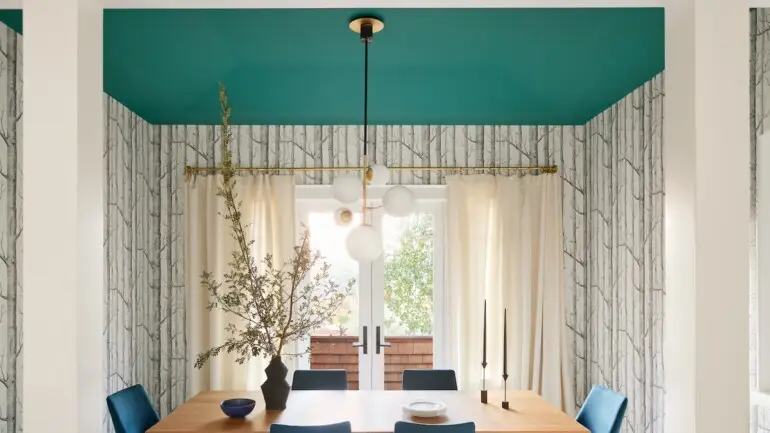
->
[220,398,256,418]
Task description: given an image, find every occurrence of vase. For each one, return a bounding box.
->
[261,356,290,410]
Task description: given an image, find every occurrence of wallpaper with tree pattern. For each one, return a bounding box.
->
[103,98,187,432]
[0,25,22,433]
[0,21,669,433]
[585,74,665,433]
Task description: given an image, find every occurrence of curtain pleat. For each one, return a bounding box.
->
[447,174,575,414]
[184,175,296,395]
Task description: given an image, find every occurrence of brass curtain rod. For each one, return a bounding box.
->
[185,165,558,177]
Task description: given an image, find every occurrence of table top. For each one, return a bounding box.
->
[149,390,588,433]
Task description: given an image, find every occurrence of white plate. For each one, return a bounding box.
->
[402,399,447,418]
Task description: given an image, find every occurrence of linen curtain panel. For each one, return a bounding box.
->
[185,175,296,395]
[446,174,575,414]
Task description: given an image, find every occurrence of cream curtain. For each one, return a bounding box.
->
[185,175,296,395]
[447,174,575,414]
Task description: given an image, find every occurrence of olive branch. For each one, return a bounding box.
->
[195,84,354,368]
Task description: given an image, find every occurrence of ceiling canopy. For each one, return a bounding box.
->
[0,8,664,125]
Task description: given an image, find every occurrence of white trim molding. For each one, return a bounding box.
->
[753,391,770,409]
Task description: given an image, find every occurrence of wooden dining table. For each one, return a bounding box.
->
[149,390,588,433]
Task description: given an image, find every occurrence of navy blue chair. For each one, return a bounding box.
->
[401,369,458,391]
[291,369,348,390]
[394,421,475,433]
[106,384,160,433]
[271,421,352,433]
[576,385,628,433]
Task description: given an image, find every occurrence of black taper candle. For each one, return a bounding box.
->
[503,308,507,377]
[483,300,487,367]
[481,300,488,403]
[502,308,509,409]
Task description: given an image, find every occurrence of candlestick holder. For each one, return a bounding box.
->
[481,299,488,404]
[501,372,509,409]
[480,362,488,403]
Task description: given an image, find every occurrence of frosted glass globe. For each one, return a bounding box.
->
[334,207,354,226]
[382,186,415,217]
[369,164,390,185]
[345,225,383,263]
[332,175,361,204]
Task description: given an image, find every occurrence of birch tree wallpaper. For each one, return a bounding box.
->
[103,96,188,432]
[0,24,22,433]
[585,74,665,433]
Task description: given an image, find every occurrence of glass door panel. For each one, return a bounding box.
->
[298,194,445,391]
[299,209,370,390]
[371,206,444,390]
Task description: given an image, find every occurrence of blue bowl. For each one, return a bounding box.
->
[221,398,256,418]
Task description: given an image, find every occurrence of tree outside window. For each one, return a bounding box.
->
[384,214,434,336]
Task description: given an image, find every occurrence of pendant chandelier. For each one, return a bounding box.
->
[333,17,415,263]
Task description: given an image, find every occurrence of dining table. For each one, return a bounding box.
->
[148,390,588,433]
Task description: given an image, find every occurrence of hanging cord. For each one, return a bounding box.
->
[363,32,369,159]
[360,22,372,225]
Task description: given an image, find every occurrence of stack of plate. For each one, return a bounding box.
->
[402,400,447,418]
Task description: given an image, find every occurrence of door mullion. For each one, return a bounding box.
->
[358,250,373,390]
[370,208,386,390]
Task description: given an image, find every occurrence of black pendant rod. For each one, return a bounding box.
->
[364,41,369,157]
[361,22,372,159]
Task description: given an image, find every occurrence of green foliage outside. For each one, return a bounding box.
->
[384,215,434,335]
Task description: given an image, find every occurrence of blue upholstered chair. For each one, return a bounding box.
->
[575,385,628,433]
[291,369,348,390]
[394,421,475,433]
[106,384,160,433]
[271,421,353,433]
[401,369,458,391]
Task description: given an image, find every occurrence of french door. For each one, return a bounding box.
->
[296,186,446,390]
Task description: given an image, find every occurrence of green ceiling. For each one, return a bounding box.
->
[0,8,664,126]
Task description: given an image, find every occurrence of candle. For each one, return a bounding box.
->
[482,300,487,366]
[503,308,508,377]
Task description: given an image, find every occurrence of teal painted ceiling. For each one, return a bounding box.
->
[0,8,664,125]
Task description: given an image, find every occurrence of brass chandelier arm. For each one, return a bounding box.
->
[184,165,558,178]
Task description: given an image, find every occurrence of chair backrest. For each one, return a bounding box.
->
[271,421,353,433]
[575,385,628,433]
[106,384,160,433]
[291,369,348,391]
[394,421,475,433]
[401,369,458,391]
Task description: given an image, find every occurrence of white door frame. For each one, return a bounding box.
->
[295,184,447,390]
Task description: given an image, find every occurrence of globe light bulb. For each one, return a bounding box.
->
[368,164,390,186]
[382,186,415,217]
[345,225,383,263]
[334,208,354,226]
[332,175,362,204]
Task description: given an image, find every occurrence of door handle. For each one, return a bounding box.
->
[352,325,368,355]
[376,326,391,354]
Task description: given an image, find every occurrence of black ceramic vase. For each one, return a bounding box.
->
[261,356,290,410]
